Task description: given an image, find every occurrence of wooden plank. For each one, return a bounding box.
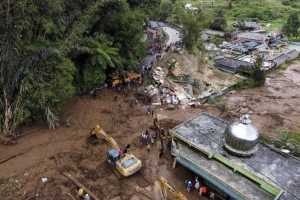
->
[62,172,100,200]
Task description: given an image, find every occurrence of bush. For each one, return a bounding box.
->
[235,79,254,90]
[278,64,288,70]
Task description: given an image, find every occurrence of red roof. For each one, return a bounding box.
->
[149,28,157,34]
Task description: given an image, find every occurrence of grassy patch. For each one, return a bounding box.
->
[207,96,222,104]
[278,63,288,70]
[143,77,156,85]
[235,79,254,90]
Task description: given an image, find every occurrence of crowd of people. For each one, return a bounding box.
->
[139,114,172,158]
[185,177,216,199]
[147,42,165,55]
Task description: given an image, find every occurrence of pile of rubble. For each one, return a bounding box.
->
[139,58,196,108]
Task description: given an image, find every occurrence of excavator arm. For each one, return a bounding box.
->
[159,176,187,200]
[91,125,120,151]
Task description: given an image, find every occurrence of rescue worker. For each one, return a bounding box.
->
[126,144,131,153]
[160,132,164,146]
[159,145,164,158]
[153,115,158,126]
[187,181,192,192]
[160,127,165,136]
[199,186,207,196]
[119,149,124,159]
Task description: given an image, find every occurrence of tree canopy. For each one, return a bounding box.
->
[179,9,208,51]
[282,11,300,39]
[0,0,148,134]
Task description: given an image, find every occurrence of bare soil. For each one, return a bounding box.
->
[0,61,300,200]
[159,50,244,94]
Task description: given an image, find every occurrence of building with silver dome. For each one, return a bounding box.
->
[224,115,260,156]
[170,112,300,200]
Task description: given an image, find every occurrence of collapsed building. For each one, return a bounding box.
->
[170,112,300,200]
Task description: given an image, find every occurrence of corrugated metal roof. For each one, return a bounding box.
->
[245,41,259,48]
[215,57,252,69]
[254,44,268,49]
[282,49,300,60]
[238,32,266,42]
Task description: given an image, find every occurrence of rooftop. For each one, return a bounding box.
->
[266,53,290,62]
[149,21,164,29]
[237,32,266,42]
[170,112,300,200]
[243,21,262,28]
[215,57,252,69]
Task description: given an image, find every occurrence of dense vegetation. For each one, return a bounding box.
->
[0,0,152,135]
[0,0,299,134]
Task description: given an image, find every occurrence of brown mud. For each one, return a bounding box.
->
[0,62,300,200]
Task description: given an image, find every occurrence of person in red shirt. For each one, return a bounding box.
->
[199,186,207,196]
[119,149,124,159]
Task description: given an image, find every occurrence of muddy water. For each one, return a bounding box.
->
[224,61,300,135]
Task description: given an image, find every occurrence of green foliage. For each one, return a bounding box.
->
[208,96,222,104]
[149,1,175,21]
[278,64,288,70]
[89,40,122,70]
[83,61,107,89]
[236,56,266,89]
[179,9,208,51]
[235,79,255,90]
[223,0,297,22]
[210,10,228,31]
[95,2,146,70]
[0,0,150,133]
[282,11,300,39]
[272,130,300,156]
[251,56,266,87]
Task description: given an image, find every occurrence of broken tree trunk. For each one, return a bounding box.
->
[62,172,100,200]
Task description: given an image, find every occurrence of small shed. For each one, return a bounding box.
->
[148,28,158,40]
[148,21,164,40]
[244,21,264,31]
[282,49,300,60]
[201,30,224,41]
[215,57,252,74]
[266,53,290,67]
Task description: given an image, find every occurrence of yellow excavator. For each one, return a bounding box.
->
[90,125,142,177]
[159,176,187,200]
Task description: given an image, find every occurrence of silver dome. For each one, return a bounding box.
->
[224,115,259,156]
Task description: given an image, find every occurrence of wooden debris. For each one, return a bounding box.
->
[62,172,100,200]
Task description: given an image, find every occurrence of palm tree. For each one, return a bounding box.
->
[0,20,60,135]
[89,40,122,70]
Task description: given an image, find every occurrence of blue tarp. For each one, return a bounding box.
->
[254,44,268,49]
[245,41,259,48]
[232,46,246,51]
[226,44,235,48]
[274,40,285,44]
[270,43,278,47]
